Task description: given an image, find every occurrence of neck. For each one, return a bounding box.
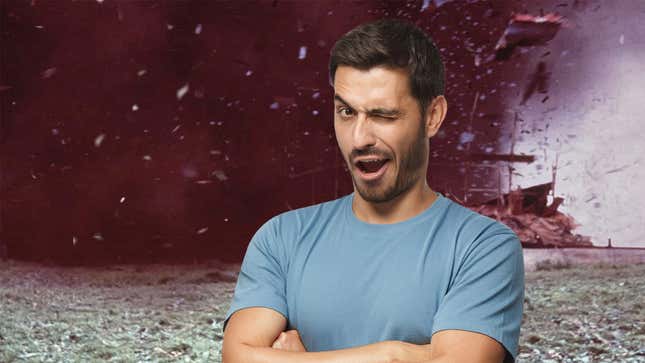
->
[351,180,438,224]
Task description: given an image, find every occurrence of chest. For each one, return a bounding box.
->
[286,236,449,350]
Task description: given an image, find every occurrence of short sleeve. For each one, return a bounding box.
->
[431,228,525,363]
[223,217,289,332]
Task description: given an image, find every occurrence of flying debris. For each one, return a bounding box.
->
[93,233,104,241]
[132,104,139,111]
[298,46,307,60]
[420,0,453,12]
[212,170,228,181]
[120,196,125,203]
[41,67,57,79]
[137,69,147,77]
[142,155,152,161]
[196,227,208,235]
[94,133,106,147]
[459,131,475,144]
[521,61,550,105]
[177,84,189,100]
[495,13,564,60]
[195,24,202,35]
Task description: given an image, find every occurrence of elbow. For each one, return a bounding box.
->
[222,340,258,363]
[221,340,244,363]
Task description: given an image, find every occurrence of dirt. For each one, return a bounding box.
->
[0,259,643,362]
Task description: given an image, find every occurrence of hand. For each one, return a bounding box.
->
[271,329,307,352]
[387,341,433,363]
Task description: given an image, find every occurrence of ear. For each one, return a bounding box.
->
[424,95,448,139]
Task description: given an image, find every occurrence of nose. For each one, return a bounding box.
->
[352,114,377,150]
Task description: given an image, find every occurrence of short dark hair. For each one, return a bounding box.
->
[329,18,445,120]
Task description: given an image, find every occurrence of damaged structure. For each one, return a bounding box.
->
[469,182,593,248]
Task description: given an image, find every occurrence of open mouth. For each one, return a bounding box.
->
[355,159,390,180]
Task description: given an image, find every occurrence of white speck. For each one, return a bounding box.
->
[195,24,202,35]
[212,169,228,181]
[172,124,181,133]
[41,67,57,79]
[96,0,103,3]
[93,233,103,241]
[303,131,310,135]
[224,218,229,222]
[479,94,486,101]
[217,121,223,126]
[209,150,222,155]
[120,196,125,203]
[35,25,44,29]
[619,34,625,45]
[94,133,106,147]
[181,166,198,178]
[298,46,307,60]
[51,128,59,135]
[166,23,174,30]
[459,131,475,144]
[72,236,78,245]
[245,70,253,76]
[484,146,494,153]
[195,180,212,184]
[312,110,319,116]
[137,69,147,77]
[209,121,216,125]
[143,129,149,133]
[143,155,152,161]
[269,101,280,109]
[196,227,208,234]
[312,92,320,99]
[132,104,139,111]
[177,84,189,100]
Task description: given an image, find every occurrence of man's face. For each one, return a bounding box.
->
[333,65,429,203]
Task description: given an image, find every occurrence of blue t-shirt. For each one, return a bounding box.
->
[224,191,525,362]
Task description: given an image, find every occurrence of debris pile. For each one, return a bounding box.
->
[470,182,593,248]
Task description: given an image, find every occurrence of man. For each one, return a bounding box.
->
[222,18,524,363]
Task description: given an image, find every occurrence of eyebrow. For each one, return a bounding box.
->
[334,94,402,117]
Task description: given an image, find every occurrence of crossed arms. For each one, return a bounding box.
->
[221,307,506,363]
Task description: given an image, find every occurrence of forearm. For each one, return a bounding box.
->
[223,340,393,363]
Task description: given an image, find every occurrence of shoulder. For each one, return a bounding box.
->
[441,197,515,235]
[439,197,521,257]
[260,194,350,247]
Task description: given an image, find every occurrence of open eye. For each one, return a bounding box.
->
[337,107,354,118]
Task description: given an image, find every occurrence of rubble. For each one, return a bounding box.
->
[469,182,594,248]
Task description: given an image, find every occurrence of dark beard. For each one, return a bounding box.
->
[352,120,427,204]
